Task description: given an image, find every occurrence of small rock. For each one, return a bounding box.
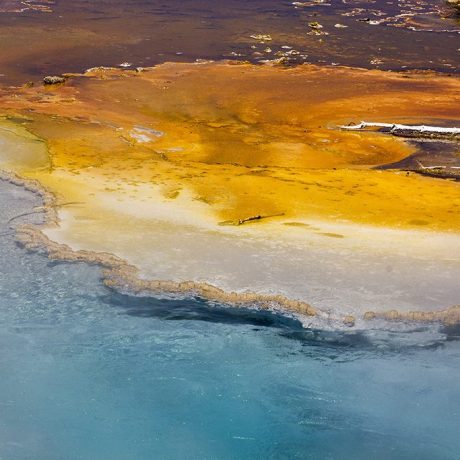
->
[307,22,328,35]
[43,75,66,85]
[250,34,272,41]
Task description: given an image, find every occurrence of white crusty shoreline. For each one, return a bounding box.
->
[1,168,459,329]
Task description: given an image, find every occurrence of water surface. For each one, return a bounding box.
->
[0,0,459,85]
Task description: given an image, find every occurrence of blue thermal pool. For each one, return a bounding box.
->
[0,180,459,459]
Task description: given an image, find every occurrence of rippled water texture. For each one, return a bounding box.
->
[0,0,459,84]
[1,179,460,459]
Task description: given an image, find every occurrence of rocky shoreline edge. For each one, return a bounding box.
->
[1,168,459,329]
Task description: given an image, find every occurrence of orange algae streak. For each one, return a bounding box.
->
[0,62,459,232]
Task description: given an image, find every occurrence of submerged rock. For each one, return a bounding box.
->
[250,34,272,42]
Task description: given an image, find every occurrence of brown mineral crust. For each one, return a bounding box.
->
[0,170,57,224]
[9,199,318,318]
[102,266,318,316]
[8,203,460,325]
[363,311,377,320]
[363,306,460,326]
[343,315,356,327]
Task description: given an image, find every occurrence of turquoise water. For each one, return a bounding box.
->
[1,180,459,460]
